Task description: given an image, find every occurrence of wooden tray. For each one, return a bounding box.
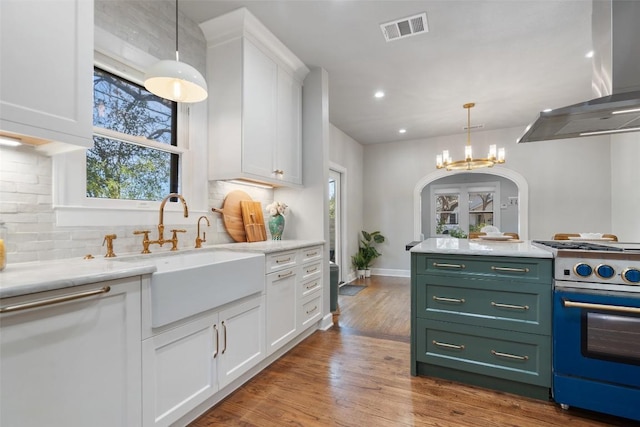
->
[471,238,523,243]
[240,201,267,242]
[212,190,252,242]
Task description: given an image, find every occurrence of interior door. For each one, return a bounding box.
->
[329,169,342,282]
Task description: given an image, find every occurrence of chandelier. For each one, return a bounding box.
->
[436,103,505,171]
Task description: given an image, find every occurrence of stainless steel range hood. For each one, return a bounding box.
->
[518,0,640,143]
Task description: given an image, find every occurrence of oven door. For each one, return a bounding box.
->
[553,287,640,388]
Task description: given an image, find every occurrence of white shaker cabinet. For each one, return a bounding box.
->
[265,250,299,355]
[201,9,308,186]
[0,278,142,427]
[142,294,265,427]
[0,0,93,152]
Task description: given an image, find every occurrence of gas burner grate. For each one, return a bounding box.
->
[532,240,624,252]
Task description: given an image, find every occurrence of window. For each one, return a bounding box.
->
[431,183,500,237]
[89,67,179,201]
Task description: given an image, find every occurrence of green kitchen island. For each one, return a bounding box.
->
[410,238,553,400]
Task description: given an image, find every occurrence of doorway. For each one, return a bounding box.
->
[329,168,343,283]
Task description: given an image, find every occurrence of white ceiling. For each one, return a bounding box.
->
[180,0,595,145]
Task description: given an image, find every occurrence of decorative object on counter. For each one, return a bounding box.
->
[436,103,505,171]
[195,216,210,248]
[212,190,251,242]
[266,201,288,240]
[102,234,117,258]
[0,221,6,271]
[241,201,267,242]
[133,193,189,253]
[143,0,208,103]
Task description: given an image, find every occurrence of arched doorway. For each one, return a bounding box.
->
[413,168,529,240]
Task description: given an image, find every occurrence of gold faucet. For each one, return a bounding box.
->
[134,193,189,253]
[195,215,210,248]
[103,234,117,257]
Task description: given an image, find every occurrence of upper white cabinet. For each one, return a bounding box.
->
[201,8,309,186]
[0,0,93,154]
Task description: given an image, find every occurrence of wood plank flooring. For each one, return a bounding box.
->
[190,276,638,427]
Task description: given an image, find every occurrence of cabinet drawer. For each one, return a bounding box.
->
[300,260,322,281]
[298,293,322,329]
[300,275,322,298]
[416,278,551,334]
[416,319,550,387]
[300,245,323,263]
[266,250,297,273]
[414,254,551,284]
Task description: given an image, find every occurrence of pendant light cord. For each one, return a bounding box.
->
[175,0,179,62]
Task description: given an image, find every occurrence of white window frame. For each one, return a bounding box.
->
[53,28,208,227]
[430,182,501,236]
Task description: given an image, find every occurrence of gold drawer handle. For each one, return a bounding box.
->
[278,270,294,279]
[432,340,465,350]
[276,257,292,264]
[306,251,318,257]
[306,267,319,274]
[213,324,219,359]
[491,266,530,273]
[491,302,529,311]
[306,305,318,315]
[306,282,319,290]
[0,286,111,314]
[433,262,465,269]
[433,296,465,304]
[491,350,529,361]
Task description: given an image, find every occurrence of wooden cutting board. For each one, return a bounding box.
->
[240,201,267,242]
[212,190,252,242]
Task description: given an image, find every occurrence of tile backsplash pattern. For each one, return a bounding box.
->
[0,147,273,264]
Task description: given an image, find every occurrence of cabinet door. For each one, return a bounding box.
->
[242,40,277,179]
[266,267,298,355]
[0,0,93,148]
[276,68,302,184]
[0,279,141,427]
[218,295,265,388]
[142,314,218,427]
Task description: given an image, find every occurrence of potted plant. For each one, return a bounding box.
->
[360,230,385,277]
[351,250,367,279]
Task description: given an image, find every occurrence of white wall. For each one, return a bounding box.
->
[611,132,640,241]
[329,124,364,281]
[363,126,615,274]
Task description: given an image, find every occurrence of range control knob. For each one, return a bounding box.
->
[574,263,593,277]
[622,268,640,284]
[595,264,615,279]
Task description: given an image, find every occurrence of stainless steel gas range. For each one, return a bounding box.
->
[532,240,640,422]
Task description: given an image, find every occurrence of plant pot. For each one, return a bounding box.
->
[364,269,371,278]
[357,269,366,279]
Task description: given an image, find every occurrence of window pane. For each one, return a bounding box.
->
[87,137,175,200]
[469,192,494,232]
[435,194,459,235]
[93,68,174,144]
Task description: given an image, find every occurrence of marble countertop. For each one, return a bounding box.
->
[410,238,553,259]
[0,240,325,299]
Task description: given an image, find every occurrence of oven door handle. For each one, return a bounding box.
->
[563,299,640,315]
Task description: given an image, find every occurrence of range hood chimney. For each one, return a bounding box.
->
[518,0,640,143]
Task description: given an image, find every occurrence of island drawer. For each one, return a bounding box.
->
[415,276,551,334]
[415,318,551,387]
[414,254,552,284]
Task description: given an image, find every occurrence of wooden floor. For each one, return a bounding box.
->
[190,276,638,427]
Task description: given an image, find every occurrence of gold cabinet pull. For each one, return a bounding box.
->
[213,324,219,359]
[0,286,111,314]
[306,251,318,257]
[278,270,294,279]
[491,301,529,311]
[433,296,465,304]
[563,299,640,314]
[276,257,291,264]
[306,281,319,290]
[432,340,465,350]
[221,321,227,354]
[306,267,319,274]
[491,350,529,361]
[433,262,465,269]
[306,305,318,315]
[491,266,530,273]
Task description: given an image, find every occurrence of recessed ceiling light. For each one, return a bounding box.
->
[374,91,385,98]
[398,128,407,134]
[585,50,594,58]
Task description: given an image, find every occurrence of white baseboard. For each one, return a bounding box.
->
[371,268,410,278]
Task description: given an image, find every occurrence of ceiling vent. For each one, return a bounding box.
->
[380,12,429,42]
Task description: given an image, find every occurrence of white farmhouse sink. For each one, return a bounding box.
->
[119,250,265,327]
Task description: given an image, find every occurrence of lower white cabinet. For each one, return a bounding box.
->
[0,278,142,427]
[266,264,298,355]
[142,294,265,427]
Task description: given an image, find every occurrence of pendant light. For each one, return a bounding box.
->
[436,103,505,171]
[144,0,208,103]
